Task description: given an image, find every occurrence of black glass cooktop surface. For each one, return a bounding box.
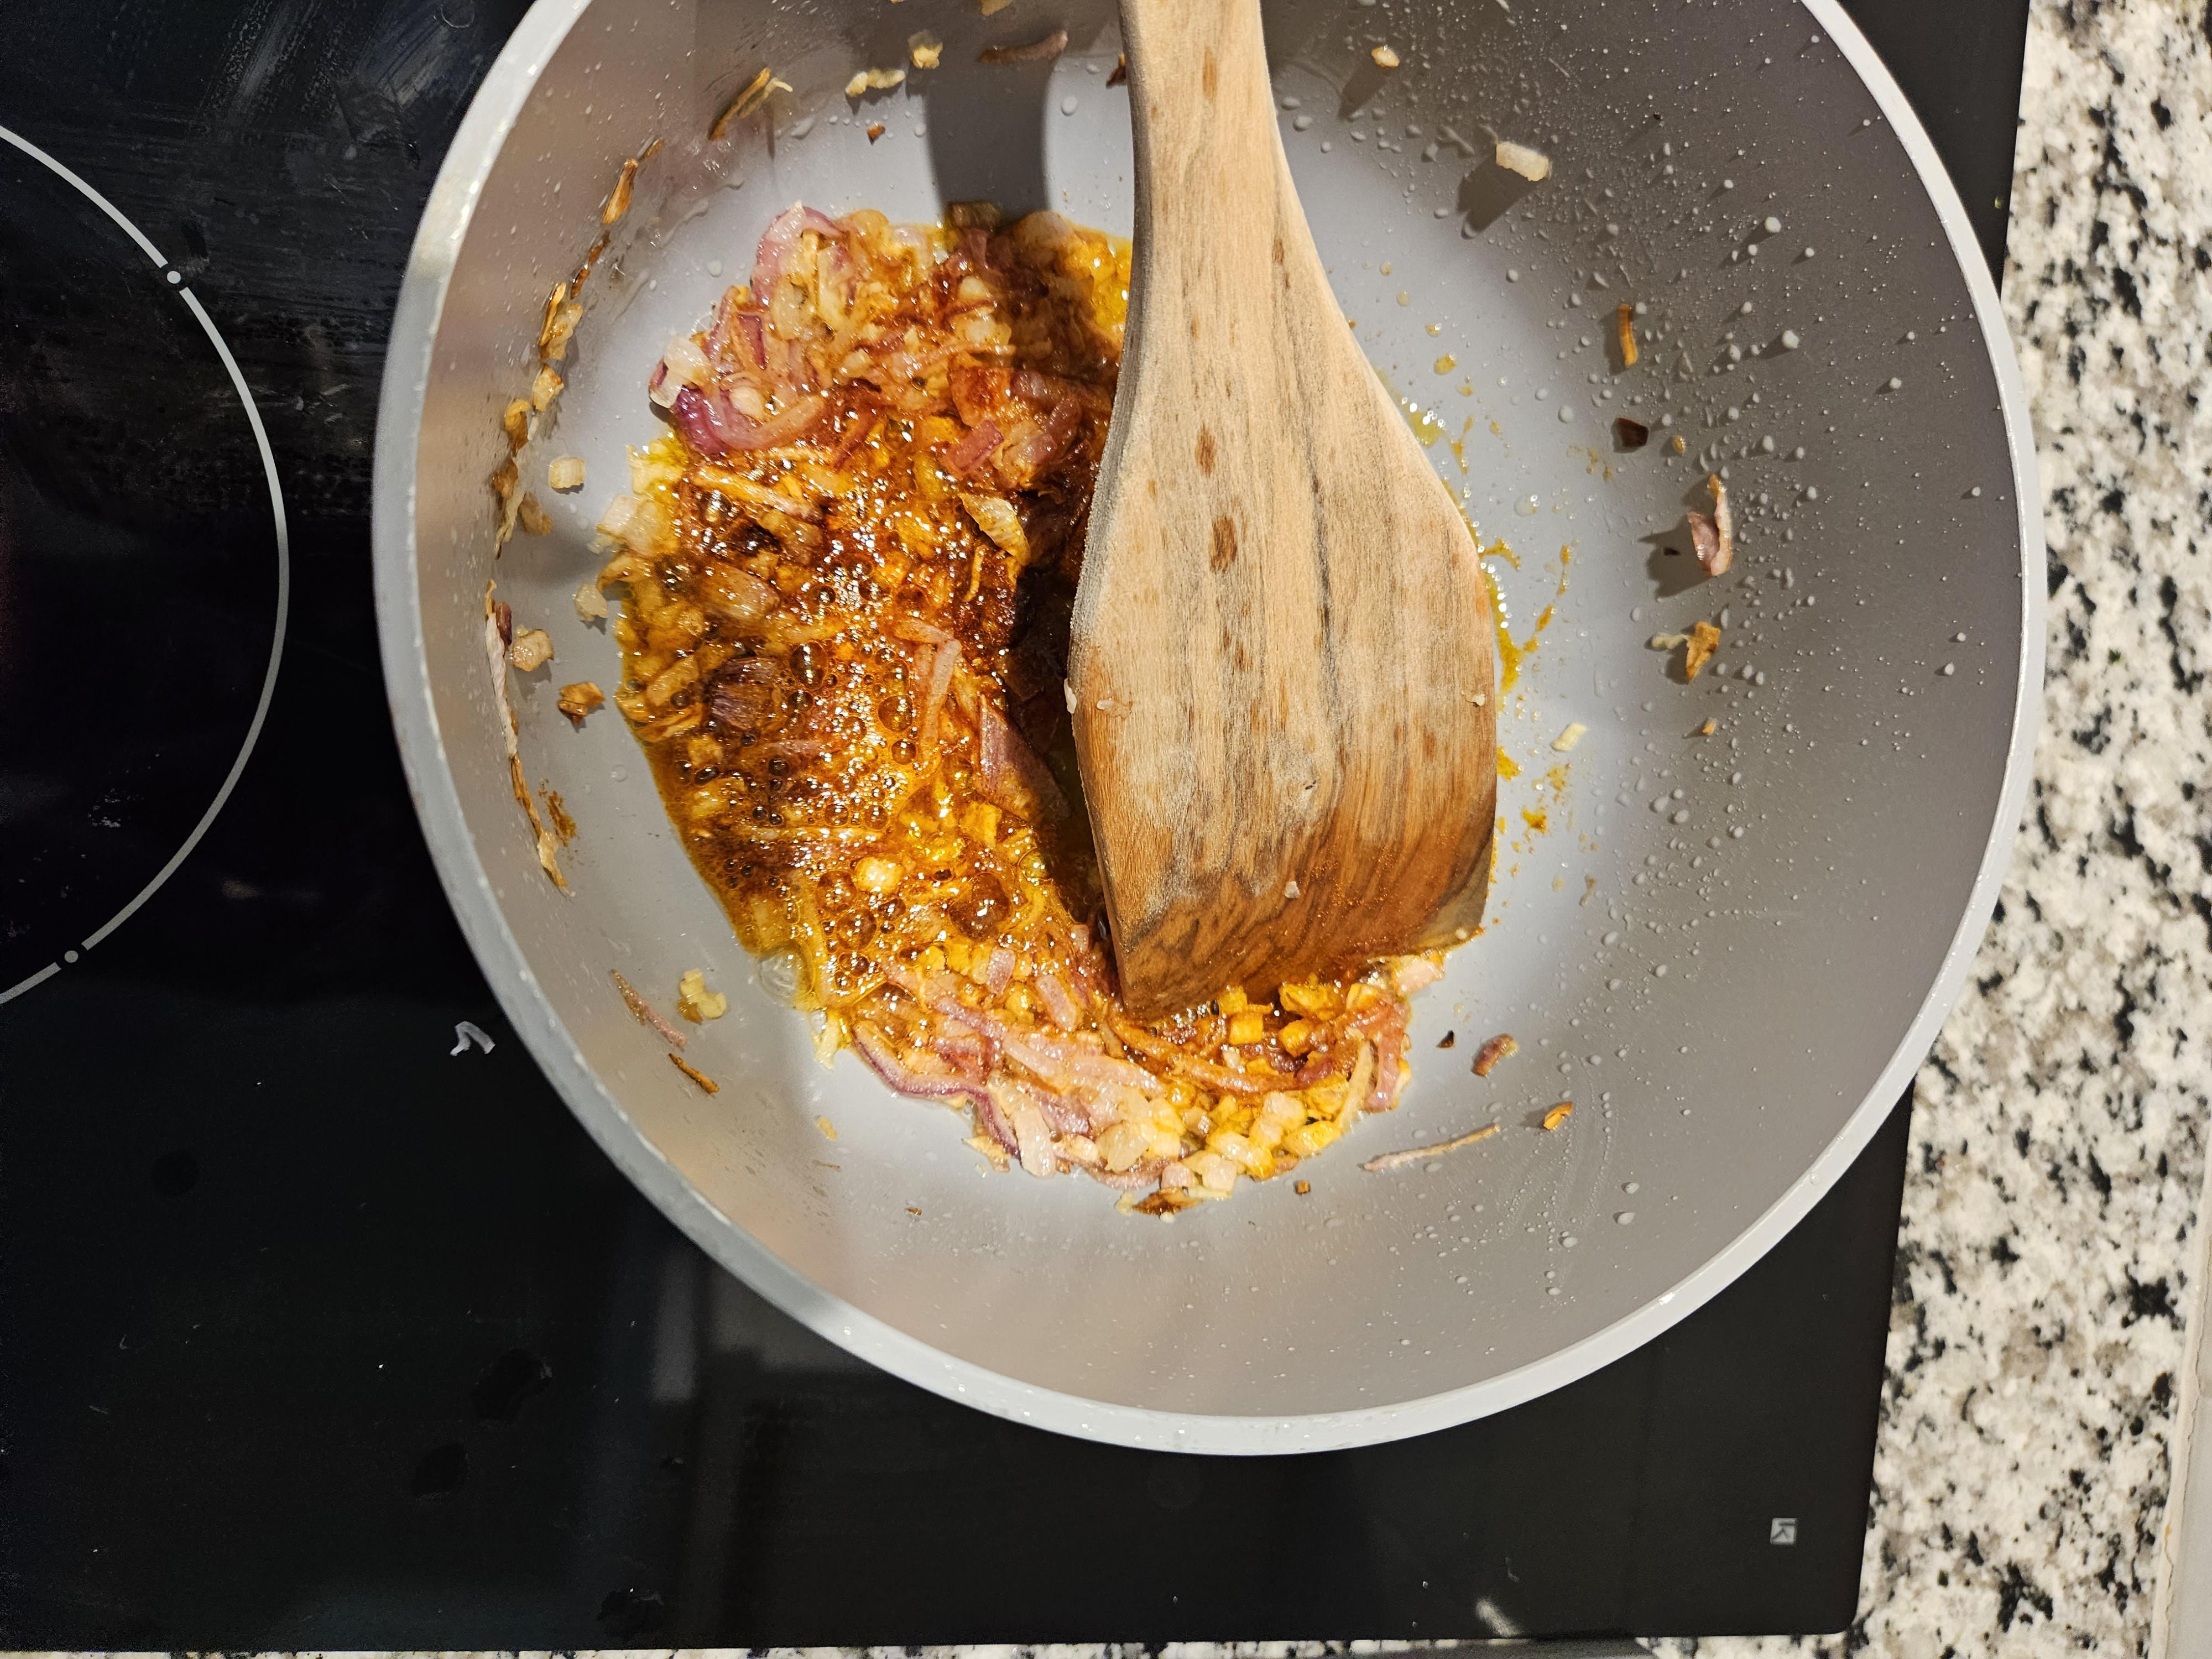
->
[0,0,2025,1646]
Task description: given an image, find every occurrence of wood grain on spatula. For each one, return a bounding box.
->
[1068,0,1499,1021]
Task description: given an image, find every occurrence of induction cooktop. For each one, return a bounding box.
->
[0,0,2026,1646]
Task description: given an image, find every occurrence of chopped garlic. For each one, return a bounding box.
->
[507,628,554,672]
[1496,140,1552,181]
[1684,619,1723,680]
[1552,722,1588,753]
[846,66,906,97]
[909,31,943,67]
[548,455,586,492]
[676,968,729,1022]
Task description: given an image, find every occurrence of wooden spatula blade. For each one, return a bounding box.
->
[1069,0,1499,1020]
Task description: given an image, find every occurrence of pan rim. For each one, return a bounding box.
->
[372,0,2045,1454]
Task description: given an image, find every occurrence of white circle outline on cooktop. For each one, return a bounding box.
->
[0,124,291,1005]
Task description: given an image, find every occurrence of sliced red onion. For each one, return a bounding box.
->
[978,702,1070,821]
[989,1079,1058,1178]
[946,419,1002,475]
[973,1088,1020,1157]
[670,384,828,457]
[853,1025,988,1110]
[734,310,767,369]
[1034,969,1082,1033]
[918,641,958,757]
[1688,511,1720,573]
[891,616,955,645]
[752,201,842,296]
[984,947,1017,998]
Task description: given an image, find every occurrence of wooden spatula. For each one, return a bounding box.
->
[1068,0,1499,1021]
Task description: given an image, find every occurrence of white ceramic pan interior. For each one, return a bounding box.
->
[373,0,2041,1452]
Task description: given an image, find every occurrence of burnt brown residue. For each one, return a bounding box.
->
[1613,416,1650,451]
[1209,514,1239,572]
[1195,427,1217,474]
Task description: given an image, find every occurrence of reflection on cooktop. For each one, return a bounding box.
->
[0,129,288,1002]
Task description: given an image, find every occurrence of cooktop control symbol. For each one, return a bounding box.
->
[1770,1516,1799,1546]
[0,126,289,1002]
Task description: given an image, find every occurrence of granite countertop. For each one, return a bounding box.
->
[1656,0,2212,1654]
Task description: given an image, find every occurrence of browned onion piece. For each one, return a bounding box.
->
[670,384,827,456]
[977,701,1070,821]
[947,419,1001,475]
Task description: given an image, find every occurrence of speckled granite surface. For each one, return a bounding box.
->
[1655,1,2212,1655]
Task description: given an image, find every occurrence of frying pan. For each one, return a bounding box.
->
[372,0,2041,1452]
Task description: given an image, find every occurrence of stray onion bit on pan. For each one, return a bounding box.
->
[677,968,729,1022]
[1683,619,1723,680]
[601,155,640,226]
[1613,416,1649,450]
[531,366,564,411]
[1472,1032,1518,1076]
[612,969,686,1047]
[710,67,789,140]
[1701,473,1735,575]
[539,279,583,363]
[816,1115,840,1141]
[549,455,586,492]
[980,0,1016,12]
[1495,139,1552,182]
[909,32,943,67]
[846,66,906,97]
[1371,44,1400,69]
[1552,722,1587,753]
[1542,1101,1575,1131]
[544,787,577,845]
[484,583,566,886]
[573,577,609,623]
[978,27,1067,62]
[517,493,552,536]
[557,681,606,726]
[1107,53,1128,85]
[1438,1030,1457,1049]
[1697,717,1718,737]
[867,122,886,143]
[508,627,555,672]
[670,1053,721,1094]
[1615,301,1639,368]
[1361,1121,1499,1173]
